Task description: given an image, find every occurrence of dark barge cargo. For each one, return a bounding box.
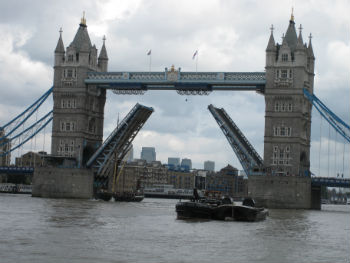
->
[175,190,268,222]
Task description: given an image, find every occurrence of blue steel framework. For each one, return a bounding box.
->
[303,88,350,143]
[311,177,350,188]
[87,103,154,176]
[85,70,266,94]
[0,87,53,157]
[0,166,34,174]
[208,104,264,177]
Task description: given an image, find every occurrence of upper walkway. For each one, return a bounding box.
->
[311,177,350,188]
[85,68,266,94]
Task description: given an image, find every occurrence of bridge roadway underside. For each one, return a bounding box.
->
[248,175,321,210]
[84,71,266,93]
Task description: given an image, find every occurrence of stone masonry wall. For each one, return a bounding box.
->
[32,167,93,199]
[248,175,312,209]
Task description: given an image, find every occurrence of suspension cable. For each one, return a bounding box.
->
[319,116,322,176]
[33,108,38,168]
[42,124,46,153]
[328,123,330,177]
[334,132,338,177]
[342,138,345,177]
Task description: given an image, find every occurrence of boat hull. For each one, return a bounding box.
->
[176,201,213,220]
[113,194,144,202]
[95,192,112,201]
[176,201,268,222]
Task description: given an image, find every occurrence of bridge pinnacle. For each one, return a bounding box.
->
[80,11,87,27]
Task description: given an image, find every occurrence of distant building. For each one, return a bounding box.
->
[181,158,192,170]
[192,169,207,190]
[15,151,47,167]
[204,160,215,171]
[206,164,247,198]
[141,147,156,163]
[127,145,134,162]
[0,128,11,166]
[168,157,180,167]
[117,159,198,191]
[168,170,195,189]
[117,159,168,193]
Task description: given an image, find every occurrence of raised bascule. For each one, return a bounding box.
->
[1,13,349,208]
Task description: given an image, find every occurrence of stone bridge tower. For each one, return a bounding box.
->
[51,15,108,166]
[264,14,315,177]
[249,14,317,209]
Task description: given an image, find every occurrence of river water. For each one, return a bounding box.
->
[0,194,349,263]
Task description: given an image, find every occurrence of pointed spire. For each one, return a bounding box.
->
[98,35,108,60]
[296,24,304,50]
[80,11,87,27]
[284,12,298,51]
[55,27,65,53]
[290,7,294,22]
[70,15,92,52]
[281,33,287,46]
[266,25,276,51]
[307,33,315,58]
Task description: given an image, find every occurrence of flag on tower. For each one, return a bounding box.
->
[147,49,152,55]
[192,50,198,60]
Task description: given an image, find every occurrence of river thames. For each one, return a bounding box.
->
[0,194,349,263]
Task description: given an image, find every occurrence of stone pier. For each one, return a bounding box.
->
[32,167,93,199]
[248,175,320,209]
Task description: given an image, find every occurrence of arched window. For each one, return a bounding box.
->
[282,54,288,62]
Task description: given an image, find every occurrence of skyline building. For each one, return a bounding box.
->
[181,158,192,170]
[141,147,156,163]
[168,157,180,167]
[127,145,134,162]
[204,160,215,172]
[0,128,11,166]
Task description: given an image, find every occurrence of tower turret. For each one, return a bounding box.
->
[54,28,65,66]
[294,25,307,67]
[98,36,108,72]
[307,34,315,75]
[266,25,276,67]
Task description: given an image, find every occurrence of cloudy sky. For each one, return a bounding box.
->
[0,0,349,176]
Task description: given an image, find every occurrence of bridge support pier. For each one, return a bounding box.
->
[310,185,321,210]
[32,167,94,199]
[248,175,318,209]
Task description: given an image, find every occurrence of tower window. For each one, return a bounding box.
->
[273,126,292,137]
[76,53,79,62]
[281,70,288,79]
[281,103,286,112]
[282,54,288,62]
[67,69,73,78]
[280,127,286,136]
[275,102,279,112]
[68,55,74,62]
[60,121,76,132]
[288,103,293,112]
[275,70,280,79]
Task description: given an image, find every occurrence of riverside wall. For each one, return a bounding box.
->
[248,175,320,209]
[32,167,93,199]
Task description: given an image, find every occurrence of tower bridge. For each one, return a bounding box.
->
[1,13,349,208]
[85,70,266,94]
